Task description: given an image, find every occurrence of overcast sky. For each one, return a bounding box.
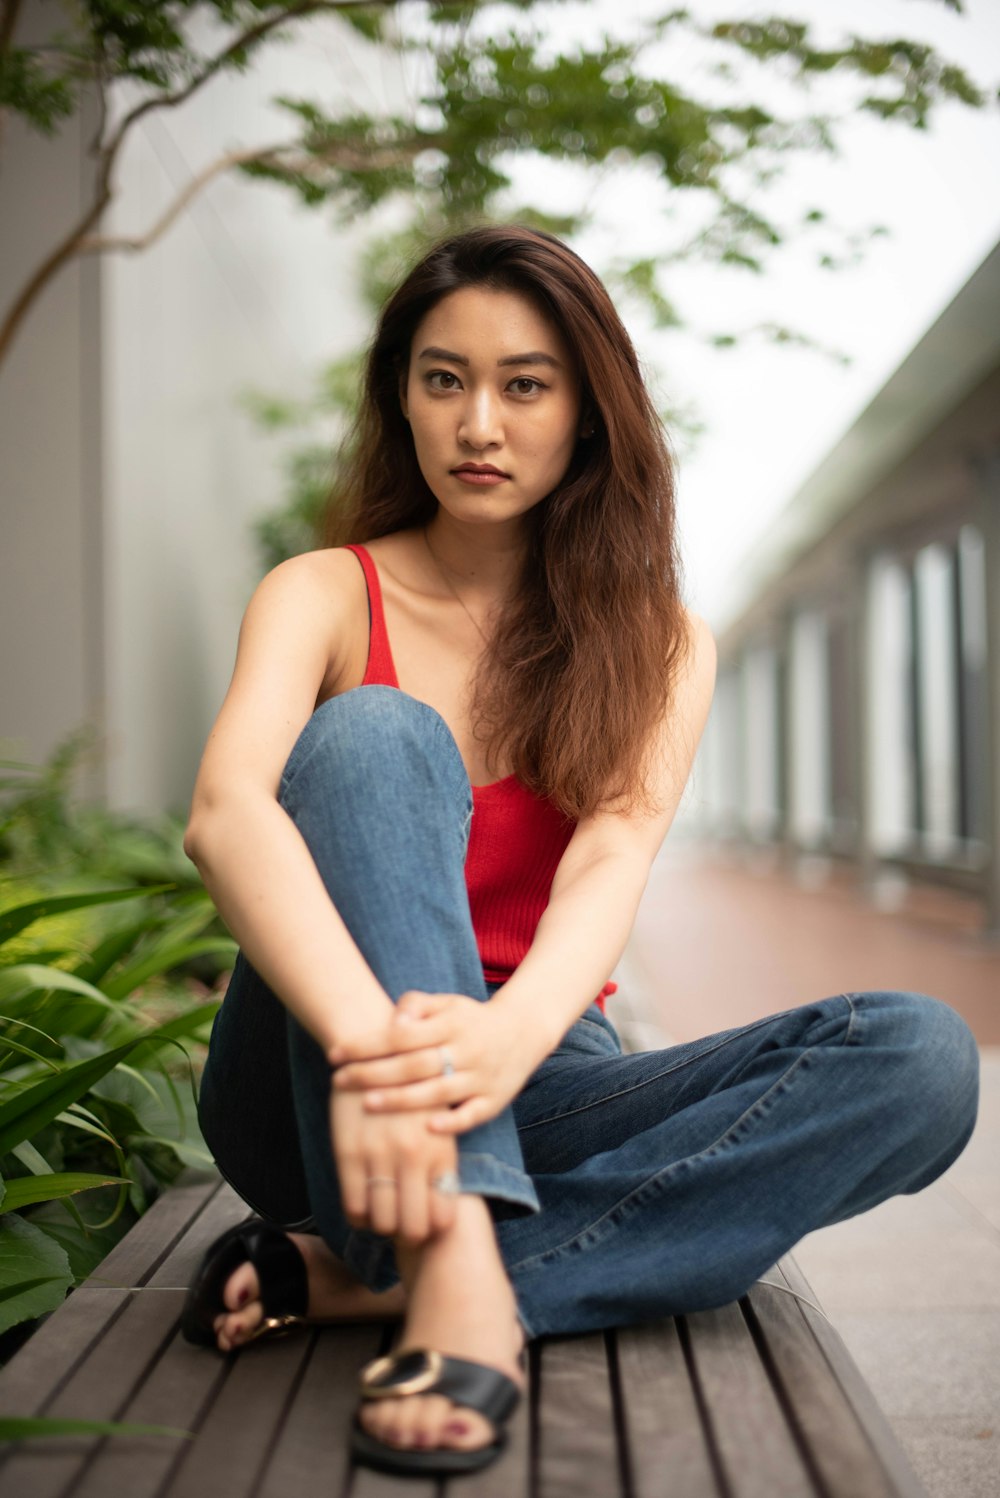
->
[497,0,1000,628]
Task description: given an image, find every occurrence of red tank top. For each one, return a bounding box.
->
[344,545,615,1012]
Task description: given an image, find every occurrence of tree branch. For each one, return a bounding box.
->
[75,137,426,256]
[0,0,24,60]
[75,143,290,254]
[0,180,111,365]
[105,1,396,156]
[0,0,25,154]
[0,1,399,366]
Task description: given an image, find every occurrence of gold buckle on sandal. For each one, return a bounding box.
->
[360,1349,444,1398]
[245,1314,304,1343]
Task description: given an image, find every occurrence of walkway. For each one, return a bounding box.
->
[619,840,1000,1498]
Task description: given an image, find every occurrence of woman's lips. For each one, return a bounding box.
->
[451,464,510,486]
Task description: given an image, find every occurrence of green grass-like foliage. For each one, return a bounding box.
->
[0,735,235,1353]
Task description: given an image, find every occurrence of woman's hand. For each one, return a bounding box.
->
[329,992,535,1135]
[330,1084,459,1243]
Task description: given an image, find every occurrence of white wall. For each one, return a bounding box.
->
[914,543,960,857]
[742,644,781,841]
[788,609,830,849]
[102,12,402,812]
[867,555,912,856]
[0,1,104,788]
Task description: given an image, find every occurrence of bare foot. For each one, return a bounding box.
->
[357,1195,525,1457]
[215,1233,406,1351]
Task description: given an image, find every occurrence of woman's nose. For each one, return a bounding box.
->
[457,388,503,450]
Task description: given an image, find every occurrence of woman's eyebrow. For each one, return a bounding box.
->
[498,352,562,369]
[417,346,562,369]
[418,346,468,365]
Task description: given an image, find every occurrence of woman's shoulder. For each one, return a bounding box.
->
[254,546,368,614]
[244,545,369,656]
[243,547,370,686]
[678,606,716,677]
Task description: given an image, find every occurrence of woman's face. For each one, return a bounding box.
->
[401,285,584,529]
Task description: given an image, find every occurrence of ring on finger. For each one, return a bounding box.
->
[432,1170,461,1196]
[367,1176,397,1188]
[438,1046,455,1078]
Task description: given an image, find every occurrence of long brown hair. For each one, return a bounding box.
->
[325,225,690,819]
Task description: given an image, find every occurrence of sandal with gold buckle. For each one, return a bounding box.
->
[351,1346,522,1476]
[180,1220,308,1350]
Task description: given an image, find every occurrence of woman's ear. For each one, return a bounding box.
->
[399,368,410,423]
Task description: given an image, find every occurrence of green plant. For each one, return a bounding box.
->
[0,742,236,1353]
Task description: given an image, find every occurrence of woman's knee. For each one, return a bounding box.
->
[278,686,471,820]
[850,990,979,1152]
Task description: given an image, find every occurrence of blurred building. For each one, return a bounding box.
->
[695,241,1000,936]
[1,1,388,813]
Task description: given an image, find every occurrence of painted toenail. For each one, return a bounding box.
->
[445,1421,470,1436]
[238,1287,250,1305]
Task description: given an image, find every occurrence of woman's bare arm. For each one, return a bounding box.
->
[183,550,395,1052]
[494,611,717,1066]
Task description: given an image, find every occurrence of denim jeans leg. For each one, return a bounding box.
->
[199,686,540,1294]
[494,990,978,1339]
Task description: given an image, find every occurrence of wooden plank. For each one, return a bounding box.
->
[0,1177,216,1424]
[89,1173,221,1289]
[145,1181,249,1291]
[751,1258,927,1498]
[614,1320,718,1498]
[0,1286,188,1498]
[0,1288,129,1419]
[164,1328,314,1498]
[0,1450,80,1498]
[72,1311,229,1498]
[683,1302,816,1498]
[256,1323,379,1498]
[349,1460,438,1498]
[535,1333,620,1498]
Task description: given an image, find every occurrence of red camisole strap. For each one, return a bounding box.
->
[344,544,399,688]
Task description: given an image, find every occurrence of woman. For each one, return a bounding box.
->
[181,225,979,1478]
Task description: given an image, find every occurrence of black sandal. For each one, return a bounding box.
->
[351,1347,523,1476]
[181,1220,309,1349]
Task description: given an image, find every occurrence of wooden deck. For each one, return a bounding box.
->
[0,1173,926,1497]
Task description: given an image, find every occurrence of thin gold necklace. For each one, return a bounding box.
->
[423,529,490,647]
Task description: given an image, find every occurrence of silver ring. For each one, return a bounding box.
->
[366,1176,397,1188]
[439,1046,455,1078]
[432,1170,461,1196]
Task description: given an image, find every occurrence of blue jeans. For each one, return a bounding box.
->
[198,687,980,1340]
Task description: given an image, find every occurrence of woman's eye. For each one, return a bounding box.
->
[427,370,461,390]
[510,377,543,396]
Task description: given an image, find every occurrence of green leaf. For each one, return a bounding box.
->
[0,1013,210,1156]
[10,1139,53,1174]
[0,1417,191,1441]
[128,1001,221,1056]
[0,1172,131,1213]
[0,1214,72,1335]
[102,938,236,1002]
[0,1045,138,1154]
[0,964,121,1015]
[0,1032,61,1070]
[0,888,173,948]
[23,1206,133,1285]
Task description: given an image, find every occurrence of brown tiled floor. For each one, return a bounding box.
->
[626,839,1000,1045]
